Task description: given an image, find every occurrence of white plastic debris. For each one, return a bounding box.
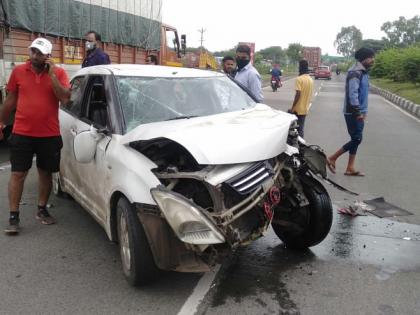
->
[403,237,411,241]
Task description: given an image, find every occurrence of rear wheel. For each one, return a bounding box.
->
[272,176,333,249]
[117,197,158,286]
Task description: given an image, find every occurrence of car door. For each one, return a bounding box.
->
[61,75,113,226]
[59,75,87,196]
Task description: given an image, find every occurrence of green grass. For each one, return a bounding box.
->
[371,78,420,105]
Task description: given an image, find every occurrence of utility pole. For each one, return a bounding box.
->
[198,27,206,53]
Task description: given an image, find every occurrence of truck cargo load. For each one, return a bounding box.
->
[302,47,321,74]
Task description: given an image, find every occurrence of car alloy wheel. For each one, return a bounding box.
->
[119,210,131,274]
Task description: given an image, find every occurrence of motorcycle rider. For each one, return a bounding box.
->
[270,64,282,87]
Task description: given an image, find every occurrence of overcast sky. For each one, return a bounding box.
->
[162,0,419,56]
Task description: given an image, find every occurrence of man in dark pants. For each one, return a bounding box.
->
[0,38,71,234]
[327,47,375,176]
[289,60,313,138]
[82,31,111,68]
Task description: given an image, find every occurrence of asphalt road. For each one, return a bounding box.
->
[1,74,420,315]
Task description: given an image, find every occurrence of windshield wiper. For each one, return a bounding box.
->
[166,115,198,121]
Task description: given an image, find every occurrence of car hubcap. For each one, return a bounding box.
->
[119,213,131,273]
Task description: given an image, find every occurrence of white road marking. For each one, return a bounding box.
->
[177,264,221,315]
[382,98,420,124]
[0,162,11,169]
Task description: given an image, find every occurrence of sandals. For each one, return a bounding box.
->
[344,171,365,177]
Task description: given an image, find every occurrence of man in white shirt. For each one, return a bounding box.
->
[234,45,263,103]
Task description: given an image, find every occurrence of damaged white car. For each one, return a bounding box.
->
[55,64,333,286]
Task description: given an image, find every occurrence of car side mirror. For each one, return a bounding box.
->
[73,126,102,163]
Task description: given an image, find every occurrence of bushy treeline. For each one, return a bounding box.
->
[371,45,420,82]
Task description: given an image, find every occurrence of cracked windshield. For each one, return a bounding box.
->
[116,76,256,131]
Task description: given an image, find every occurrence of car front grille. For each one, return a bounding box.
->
[224,161,274,195]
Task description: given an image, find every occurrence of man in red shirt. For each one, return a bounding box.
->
[0,38,70,234]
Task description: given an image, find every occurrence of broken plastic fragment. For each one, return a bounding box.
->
[403,237,411,241]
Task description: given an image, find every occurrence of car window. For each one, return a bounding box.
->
[116,76,257,132]
[65,76,86,117]
[318,67,329,71]
[82,76,109,127]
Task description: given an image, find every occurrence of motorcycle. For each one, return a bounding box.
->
[271,76,282,92]
[336,69,341,75]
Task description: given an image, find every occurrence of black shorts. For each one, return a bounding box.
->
[8,134,63,173]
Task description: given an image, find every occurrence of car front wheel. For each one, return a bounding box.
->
[272,176,333,249]
[117,197,158,286]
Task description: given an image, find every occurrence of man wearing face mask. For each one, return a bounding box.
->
[234,45,263,103]
[327,47,375,176]
[82,31,110,68]
[0,38,70,234]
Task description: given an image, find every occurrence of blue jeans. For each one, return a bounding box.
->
[342,115,364,155]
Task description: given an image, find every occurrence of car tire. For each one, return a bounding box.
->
[272,176,333,249]
[52,173,70,198]
[117,197,159,286]
[314,77,318,80]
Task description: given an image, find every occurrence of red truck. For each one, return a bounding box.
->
[302,47,321,75]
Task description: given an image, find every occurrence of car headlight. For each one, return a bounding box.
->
[151,187,225,245]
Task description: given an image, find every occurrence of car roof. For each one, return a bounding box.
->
[71,64,225,80]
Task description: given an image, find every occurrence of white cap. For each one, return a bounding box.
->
[29,38,52,55]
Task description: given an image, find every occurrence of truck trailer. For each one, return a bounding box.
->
[302,47,321,74]
[0,0,185,103]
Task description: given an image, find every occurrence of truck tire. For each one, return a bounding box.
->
[117,197,159,286]
[272,176,333,249]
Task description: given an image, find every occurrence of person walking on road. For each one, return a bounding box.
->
[288,60,314,138]
[82,31,111,68]
[222,55,236,77]
[327,47,375,176]
[0,38,71,234]
[234,44,263,103]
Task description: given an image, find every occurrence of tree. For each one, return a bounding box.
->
[258,46,286,64]
[286,43,303,65]
[361,39,387,53]
[334,26,363,57]
[381,15,420,47]
[213,47,236,58]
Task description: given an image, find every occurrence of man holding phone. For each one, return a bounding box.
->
[0,38,70,234]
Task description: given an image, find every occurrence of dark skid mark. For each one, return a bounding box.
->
[209,241,313,314]
[312,214,420,271]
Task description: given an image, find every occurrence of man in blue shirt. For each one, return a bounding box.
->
[270,64,282,81]
[327,47,375,176]
[234,45,263,103]
[82,31,111,68]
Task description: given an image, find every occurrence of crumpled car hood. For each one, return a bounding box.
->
[120,104,297,165]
